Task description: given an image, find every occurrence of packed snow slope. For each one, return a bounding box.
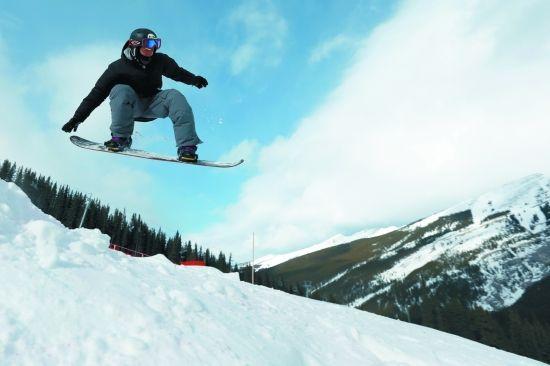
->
[0,181,544,366]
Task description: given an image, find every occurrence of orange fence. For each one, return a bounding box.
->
[109,244,206,266]
[109,243,150,257]
[180,260,206,266]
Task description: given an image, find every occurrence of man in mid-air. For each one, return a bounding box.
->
[62,28,208,162]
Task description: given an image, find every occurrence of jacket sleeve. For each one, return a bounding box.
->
[72,65,118,123]
[160,54,196,85]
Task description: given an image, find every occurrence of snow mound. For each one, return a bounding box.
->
[0,181,543,365]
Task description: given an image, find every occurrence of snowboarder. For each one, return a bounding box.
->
[61,28,208,162]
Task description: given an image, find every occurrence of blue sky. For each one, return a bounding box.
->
[0,0,396,249]
[5,0,394,151]
[2,1,550,261]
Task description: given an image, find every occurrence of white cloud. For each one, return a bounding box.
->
[219,139,260,165]
[30,44,119,139]
[309,34,360,63]
[227,0,288,75]
[231,44,256,75]
[191,0,550,260]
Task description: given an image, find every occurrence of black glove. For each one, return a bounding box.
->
[192,75,208,89]
[62,118,81,133]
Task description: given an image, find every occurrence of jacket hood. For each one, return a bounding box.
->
[122,47,133,61]
[121,41,130,59]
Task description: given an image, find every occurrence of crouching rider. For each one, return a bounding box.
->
[62,28,208,162]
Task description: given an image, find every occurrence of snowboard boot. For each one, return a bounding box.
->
[104,135,132,152]
[178,145,198,163]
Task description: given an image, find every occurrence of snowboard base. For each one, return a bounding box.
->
[70,136,244,168]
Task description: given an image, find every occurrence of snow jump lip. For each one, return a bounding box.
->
[69,135,244,168]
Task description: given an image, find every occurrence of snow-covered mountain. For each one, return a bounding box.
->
[356,173,550,310]
[0,180,544,365]
[254,226,397,269]
[263,174,550,312]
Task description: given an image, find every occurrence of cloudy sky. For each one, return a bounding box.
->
[2,0,550,261]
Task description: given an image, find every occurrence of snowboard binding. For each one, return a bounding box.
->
[178,145,198,163]
[104,136,132,152]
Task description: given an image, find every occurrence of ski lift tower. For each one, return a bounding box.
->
[79,195,91,228]
[303,281,314,297]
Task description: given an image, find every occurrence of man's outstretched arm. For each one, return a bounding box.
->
[160,54,208,89]
[62,66,117,132]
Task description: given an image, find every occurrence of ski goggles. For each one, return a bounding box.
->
[129,38,162,49]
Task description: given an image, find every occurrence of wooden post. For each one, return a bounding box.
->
[79,196,91,228]
[251,232,255,285]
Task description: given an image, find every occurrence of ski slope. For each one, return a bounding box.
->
[0,180,544,366]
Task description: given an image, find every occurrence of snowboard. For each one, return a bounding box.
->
[70,136,244,168]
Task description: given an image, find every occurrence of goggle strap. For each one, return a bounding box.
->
[128,39,161,49]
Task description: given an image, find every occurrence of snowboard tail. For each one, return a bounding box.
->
[69,136,244,168]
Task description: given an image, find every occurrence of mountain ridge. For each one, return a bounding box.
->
[261,173,550,311]
[254,226,398,269]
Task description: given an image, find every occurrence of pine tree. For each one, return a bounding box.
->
[14,167,24,186]
[7,162,17,183]
[166,231,182,263]
[47,183,59,214]
[227,254,233,272]
[0,160,12,181]
[52,186,70,224]
[128,214,141,252]
[204,248,211,265]
[154,230,167,255]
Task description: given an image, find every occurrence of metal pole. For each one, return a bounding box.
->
[79,196,91,228]
[251,232,255,285]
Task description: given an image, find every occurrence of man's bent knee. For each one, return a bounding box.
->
[165,89,188,103]
[110,84,137,100]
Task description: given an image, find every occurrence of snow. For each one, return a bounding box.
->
[0,180,544,365]
[376,223,504,284]
[348,285,392,308]
[407,174,550,231]
[471,236,550,310]
[254,226,397,269]
[355,173,550,311]
[369,216,549,311]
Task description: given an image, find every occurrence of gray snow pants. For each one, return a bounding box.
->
[109,84,202,148]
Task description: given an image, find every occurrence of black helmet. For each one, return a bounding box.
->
[128,28,161,49]
[126,28,161,65]
[130,28,158,43]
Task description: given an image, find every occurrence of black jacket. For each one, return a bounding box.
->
[72,50,197,123]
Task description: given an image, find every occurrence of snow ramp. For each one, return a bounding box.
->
[0,180,544,366]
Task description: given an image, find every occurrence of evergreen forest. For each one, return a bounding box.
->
[0,159,235,273]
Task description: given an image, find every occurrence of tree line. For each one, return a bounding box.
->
[0,159,235,273]
[359,274,550,364]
